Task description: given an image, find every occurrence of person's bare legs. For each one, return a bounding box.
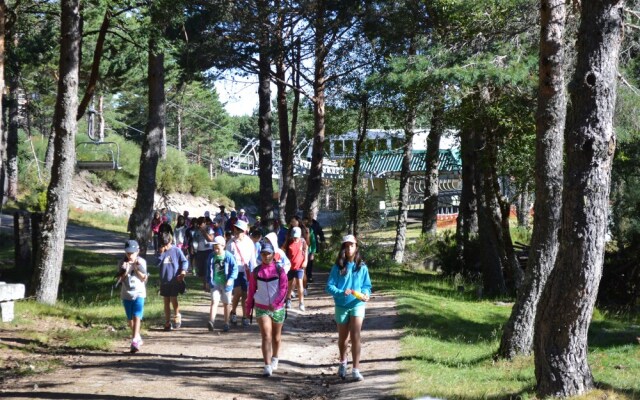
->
[337,322,351,362]
[240,290,247,319]
[231,286,241,320]
[223,303,230,324]
[296,277,304,305]
[286,279,294,300]
[349,317,364,368]
[171,296,180,325]
[272,321,283,359]
[132,316,141,340]
[163,296,171,325]
[258,316,273,364]
[209,294,220,322]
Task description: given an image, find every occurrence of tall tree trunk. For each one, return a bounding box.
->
[256,8,274,221]
[456,125,479,274]
[6,66,18,199]
[534,0,623,396]
[474,124,507,297]
[422,88,445,235]
[285,38,301,222]
[304,2,327,221]
[392,100,416,263]
[177,108,182,152]
[31,0,80,304]
[0,1,5,207]
[349,95,368,237]
[44,124,55,169]
[275,5,292,226]
[516,185,530,228]
[77,7,110,121]
[128,35,164,256]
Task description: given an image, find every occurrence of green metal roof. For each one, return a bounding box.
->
[360,149,461,176]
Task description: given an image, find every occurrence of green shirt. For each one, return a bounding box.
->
[213,254,226,285]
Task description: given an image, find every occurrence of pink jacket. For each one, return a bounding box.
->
[246,261,288,315]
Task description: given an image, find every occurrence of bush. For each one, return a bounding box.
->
[157,148,190,194]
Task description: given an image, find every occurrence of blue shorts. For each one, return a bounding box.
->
[123,297,145,320]
[334,304,365,324]
[287,269,304,280]
[234,271,248,291]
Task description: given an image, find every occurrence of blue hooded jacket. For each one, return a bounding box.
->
[326,261,372,308]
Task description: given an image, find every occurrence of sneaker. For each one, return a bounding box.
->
[352,368,364,381]
[207,320,215,331]
[285,299,292,309]
[303,288,308,296]
[242,317,250,327]
[130,340,140,353]
[173,314,182,329]
[163,322,172,331]
[223,323,230,332]
[263,365,273,377]
[270,357,279,371]
[230,313,238,325]
[338,363,347,380]
[291,291,296,299]
[299,303,305,311]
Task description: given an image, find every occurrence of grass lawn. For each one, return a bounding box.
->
[373,267,640,399]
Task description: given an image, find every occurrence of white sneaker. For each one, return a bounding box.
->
[352,368,364,381]
[299,303,305,311]
[270,357,279,371]
[338,362,347,379]
[263,365,273,377]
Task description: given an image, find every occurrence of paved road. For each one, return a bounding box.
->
[0,212,128,255]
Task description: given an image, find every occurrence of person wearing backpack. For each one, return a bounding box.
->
[245,241,288,377]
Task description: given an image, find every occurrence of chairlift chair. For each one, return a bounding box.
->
[76,141,121,171]
[75,107,122,171]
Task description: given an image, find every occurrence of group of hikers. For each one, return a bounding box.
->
[117,206,372,381]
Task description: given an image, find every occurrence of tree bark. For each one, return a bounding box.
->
[31,0,81,304]
[498,0,569,346]
[422,88,445,235]
[534,0,623,396]
[303,2,328,221]
[474,124,507,297]
[456,125,479,274]
[77,7,111,121]
[6,58,18,200]
[256,4,274,221]
[128,35,164,256]
[516,185,530,228]
[0,1,5,208]
[348,95,368,237]
[392,100,416,264]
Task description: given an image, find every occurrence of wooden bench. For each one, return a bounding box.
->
[0,282,25,322]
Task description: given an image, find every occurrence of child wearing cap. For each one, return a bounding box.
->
[205,236,237,332]
[116,240,148,353]
[226,219,257,327]
[326,234,372,382]
[157,232,190,330]
[284,226,308,311]
[246,241,288,377]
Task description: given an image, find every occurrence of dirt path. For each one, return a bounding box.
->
[0,215,403,400]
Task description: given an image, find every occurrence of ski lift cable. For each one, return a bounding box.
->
[165,100,249,142]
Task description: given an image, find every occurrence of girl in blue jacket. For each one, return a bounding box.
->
[325,234,372,382]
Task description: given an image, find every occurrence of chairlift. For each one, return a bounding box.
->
[76,107,121,171]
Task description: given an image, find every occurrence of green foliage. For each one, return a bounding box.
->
[157,148,190,194]
[211,174,262,208]
[373,268,640,399]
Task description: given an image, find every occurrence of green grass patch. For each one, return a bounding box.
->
[373,267,640,399]
[68,208,129,234]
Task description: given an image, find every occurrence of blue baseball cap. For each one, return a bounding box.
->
[260,242,275,254]
[124,240,139,253]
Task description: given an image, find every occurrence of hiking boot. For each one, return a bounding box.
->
[285,299,292,309]
[299,303,305,312]
[270,357,279,371]
[338,363,347,380]
[207,320,215,331]
[230,313,238,325]
[223,323,230,332]
[263,365,273,377]
[352,368,364,381]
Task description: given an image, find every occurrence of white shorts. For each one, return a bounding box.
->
[211,284,232,304]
